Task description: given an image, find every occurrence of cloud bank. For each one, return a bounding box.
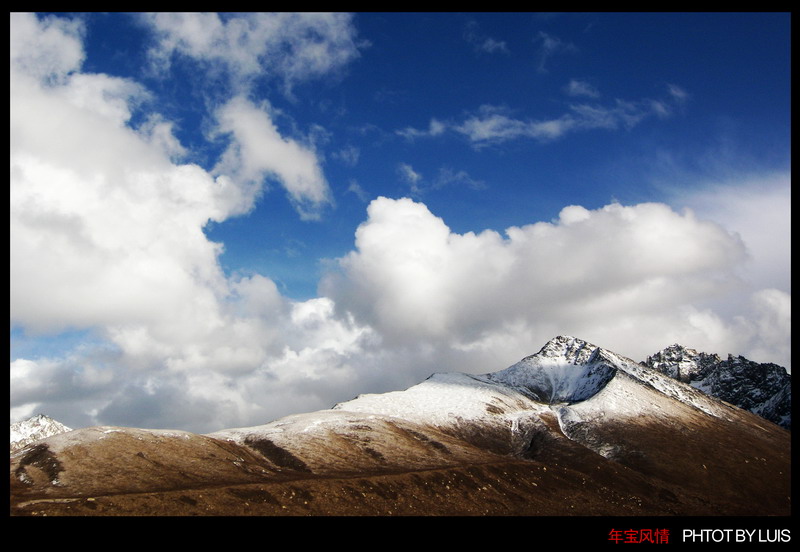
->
[320,197,785,363]
[10,13,790,434]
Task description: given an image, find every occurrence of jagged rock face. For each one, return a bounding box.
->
[643,345,791,429]
[10,415,72,453]
[532,335,599,364]
[644,344,721,383]
[485,337,617,403]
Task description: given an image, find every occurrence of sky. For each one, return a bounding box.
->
[10,12,791,433]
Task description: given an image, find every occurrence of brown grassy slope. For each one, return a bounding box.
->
[10,408,790,516]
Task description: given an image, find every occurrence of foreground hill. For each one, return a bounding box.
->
[10,336,790,516]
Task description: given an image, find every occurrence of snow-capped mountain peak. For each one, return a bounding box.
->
[484,336,616,404]
[529,335,599,364]
[644,343,721,383]
[480,336,732,421]
[10,414,72,452]
[643,344,791,429]
[10,336,791,517]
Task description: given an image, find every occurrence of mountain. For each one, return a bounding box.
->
[644,344,791,429]
[10,336,790,516]
[10,414,72,453]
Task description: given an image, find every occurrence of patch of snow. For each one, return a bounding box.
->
[10,414,72,452]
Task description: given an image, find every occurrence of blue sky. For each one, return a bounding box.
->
[10,12,790,432]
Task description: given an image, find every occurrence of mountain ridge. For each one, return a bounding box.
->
[643,342,791,429]
[10,414,72,453]
[10,335,790,516]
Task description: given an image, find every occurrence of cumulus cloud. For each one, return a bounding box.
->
[10,12,84,83]
[10,13,790,436]
[11,18,249,337]
[9,12,359,432]
[670,173,790,293]
[321,196,789,369]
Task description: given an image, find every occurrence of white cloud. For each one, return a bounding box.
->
[9,13,358,431]
[669,172,791,294]
[10,12,85,83]
[668,83,689,103]
[142,12,362,95]
[398,85,687,148]
[213,96,333,220]
[10,13,790,436]
[321,196,788,369]
[564,79,600,98]
[394,164,485,197]
[433,167,486,191]
[534,31,577,73]
[396,118,446,140]
[10,17,252,337]
[480,38,509,54]
[454,105,543,143]
[333,144,360,167]
[346,179,370,202]
[397,162,423,193]
[463,20,509,55]
[136,114,188,161]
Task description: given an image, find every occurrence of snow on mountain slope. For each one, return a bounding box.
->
[483,336,733,420]
[10,336,791,516]
[313,336,746,461]
[10,415,72,453]
[645,343,721,382]
[210,407,507,476]
[644,344,791,429]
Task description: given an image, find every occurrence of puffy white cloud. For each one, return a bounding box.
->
[321,196,787,369]
[10,12,84,83]
[11,14,244,336]
[9,13,353,431]
[10,13,790,436]
[671,173,791,293]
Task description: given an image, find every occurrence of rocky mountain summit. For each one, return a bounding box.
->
[644,344,791,429]
[10,414,72,453]
[10,336,791,516]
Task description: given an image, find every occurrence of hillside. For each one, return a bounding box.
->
[10,336,791,516]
